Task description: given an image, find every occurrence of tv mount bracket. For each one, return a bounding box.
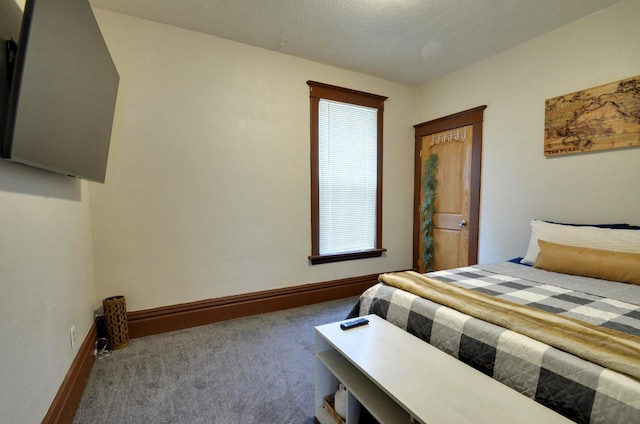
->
[5,39,17,85]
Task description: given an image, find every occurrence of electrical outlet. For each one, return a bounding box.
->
[69,325,77,348]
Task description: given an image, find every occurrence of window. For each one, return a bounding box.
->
[307,81,387,264]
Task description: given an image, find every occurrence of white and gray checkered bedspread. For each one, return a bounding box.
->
[347,262,640,423]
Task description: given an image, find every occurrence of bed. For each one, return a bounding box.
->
[346,220,640,423]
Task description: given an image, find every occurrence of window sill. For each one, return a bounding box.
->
[309,248,387,265]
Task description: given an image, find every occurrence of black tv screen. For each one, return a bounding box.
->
[0,0,119,183]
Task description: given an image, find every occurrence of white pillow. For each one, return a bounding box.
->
[520,220,640,265]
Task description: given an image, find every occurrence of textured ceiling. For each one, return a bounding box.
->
[89,0,622,86]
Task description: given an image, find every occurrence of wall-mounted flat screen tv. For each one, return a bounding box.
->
[0,0,119,183]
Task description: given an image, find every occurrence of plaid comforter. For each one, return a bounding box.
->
[347,262,640,423]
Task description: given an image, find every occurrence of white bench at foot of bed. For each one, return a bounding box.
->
[314,314,573,424]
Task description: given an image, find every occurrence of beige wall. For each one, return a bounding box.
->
[91,1,640,312]
[416,0,640,263]
[90,10,417,311]
[0,164,96,423]
[1,6,96,423]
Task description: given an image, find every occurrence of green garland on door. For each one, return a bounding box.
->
[421,153,438,272]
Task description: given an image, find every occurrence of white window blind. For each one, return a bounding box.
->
[318,99,378,255]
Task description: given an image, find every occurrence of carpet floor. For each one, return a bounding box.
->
[73,297,357,424]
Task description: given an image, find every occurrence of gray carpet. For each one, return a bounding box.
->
[73,297,357,424]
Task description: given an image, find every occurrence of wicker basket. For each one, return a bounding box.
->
[103,295,129,349]
[323,394,346,424]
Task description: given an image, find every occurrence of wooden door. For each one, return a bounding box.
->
[413,107,486,273]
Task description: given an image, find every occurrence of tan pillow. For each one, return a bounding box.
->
[534,239,640,285]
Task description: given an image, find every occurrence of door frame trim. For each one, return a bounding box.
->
[413,106,487,270]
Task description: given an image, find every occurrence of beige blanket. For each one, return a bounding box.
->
[379,271,640,381]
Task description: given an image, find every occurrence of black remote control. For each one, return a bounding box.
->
[340,317,369,330]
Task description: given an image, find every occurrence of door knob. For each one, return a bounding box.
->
[459,220,467,228]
